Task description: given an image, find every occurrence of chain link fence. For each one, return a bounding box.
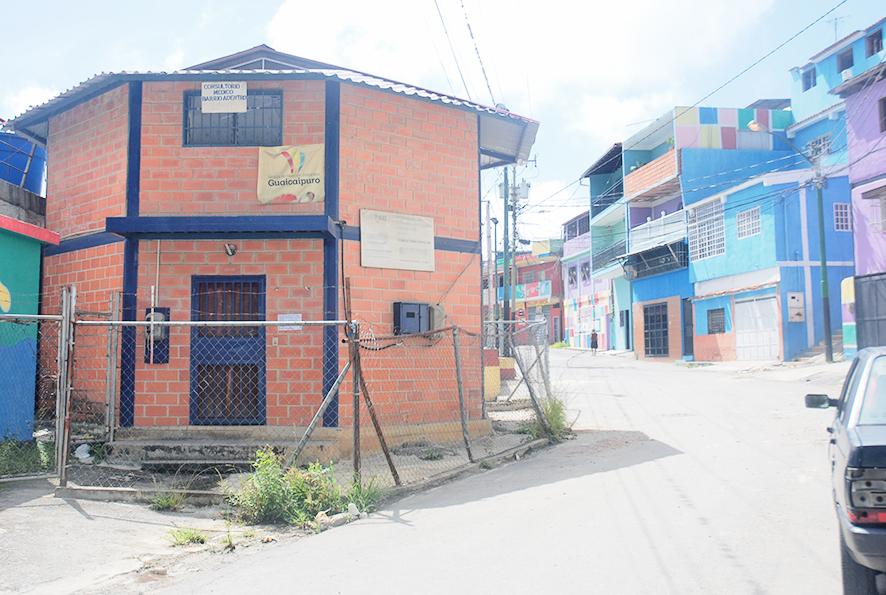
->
[0,312,60,479]
[4,286,557,498]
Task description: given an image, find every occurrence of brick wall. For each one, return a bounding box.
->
[633,295,683,361]
[338,83,481,333]
[624,148,679,198]
[46,85,129,238]
[132,239,326,427]
[139,80,326,216]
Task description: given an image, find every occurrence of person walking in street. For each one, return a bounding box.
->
[590,330,598,356]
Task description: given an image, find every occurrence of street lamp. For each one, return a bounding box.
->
[748,119,833,363]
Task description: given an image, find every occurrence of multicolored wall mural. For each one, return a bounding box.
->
[0,216,59,440]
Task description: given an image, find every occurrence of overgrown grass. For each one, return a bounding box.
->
[166,525,207,546]
[227,448,384,525]
[550,341,569,349]
[518,396,571,442]
[0,440,55,476]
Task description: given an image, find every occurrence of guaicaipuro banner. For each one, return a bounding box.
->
[257,144,325,204]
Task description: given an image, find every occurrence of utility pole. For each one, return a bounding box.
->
[501,168,511,355]
[511,165,518,320]
[485,202,495,341]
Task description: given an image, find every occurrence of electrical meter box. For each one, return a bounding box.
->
[787,292,805,322]
[393,302,429,335]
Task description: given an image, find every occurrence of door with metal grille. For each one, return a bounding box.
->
[190,276,266,425]
[682,298,694,357]
[644,302,669,357]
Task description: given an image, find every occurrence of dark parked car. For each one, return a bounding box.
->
[807,347,886,595]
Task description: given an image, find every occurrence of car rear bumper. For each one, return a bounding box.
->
[838,505,886,573]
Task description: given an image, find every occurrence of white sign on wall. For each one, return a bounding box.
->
[201,82,247,113]
[360,209,435,272]
[277,313,303,331]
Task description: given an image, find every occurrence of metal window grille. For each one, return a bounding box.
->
[687,200,725,261]
[834,203,852,232]
[807,134,831,159]
[868,29,883,58]
[580,262,590,282]
[568,266,577,286]
[736,206,761,239]
[708,308,726,334]
[643,302,669,357]
[183,90,283,147]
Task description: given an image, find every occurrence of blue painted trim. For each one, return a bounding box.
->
[339,225,479,254]
[323,80,341,428]
[119,239,138,427]
[127,82,142,216]
[105,215,339,239]
[43,232,124,257]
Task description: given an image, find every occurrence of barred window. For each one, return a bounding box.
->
[568,266,577,287]
[687,200,725,261]
[807,134,831,160]
[834,203,852,232]
[580,261,590,282]
[708,308,726,334]
[736,207,761,239]
[183,90,283,147]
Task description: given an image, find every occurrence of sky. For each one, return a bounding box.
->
[2,0,884,245]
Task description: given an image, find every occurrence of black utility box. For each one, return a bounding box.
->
[393,302,429,335]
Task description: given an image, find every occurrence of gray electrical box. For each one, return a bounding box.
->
[393,302,429,335]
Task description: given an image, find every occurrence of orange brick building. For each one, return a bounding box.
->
[5,46,537,433]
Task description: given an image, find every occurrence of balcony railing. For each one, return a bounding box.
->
[592,238,627,271]
[629,211,686,254]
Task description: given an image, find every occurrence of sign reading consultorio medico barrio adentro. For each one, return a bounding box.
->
[201,81,247,113]
[257,144,325,204]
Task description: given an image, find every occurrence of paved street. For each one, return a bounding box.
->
[139,350,849,595]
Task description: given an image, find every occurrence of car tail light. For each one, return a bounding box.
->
[848,468,886,525]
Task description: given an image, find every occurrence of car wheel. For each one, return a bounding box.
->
[841,532,879,595]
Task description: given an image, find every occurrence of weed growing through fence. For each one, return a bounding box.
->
[166,525,207,546]
[0,440,55,476]
[516,396,571,442]
[150,477,186,511]
[227,447,384,525]
[479,459,493,470]
[347,477,384,513]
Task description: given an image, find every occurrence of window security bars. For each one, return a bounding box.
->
[643,302,669,357]
[834,203,852,232]
[183,90,283,147]
[708,308,726,334]
[736,207,761,239]
[687,200,725,262]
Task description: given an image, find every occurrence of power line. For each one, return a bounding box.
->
[433,0,472,101]
[460,0,495,106]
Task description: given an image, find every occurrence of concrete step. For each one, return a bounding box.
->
[105,438,342,470]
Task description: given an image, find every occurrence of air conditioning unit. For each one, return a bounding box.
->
[842,68,853,82]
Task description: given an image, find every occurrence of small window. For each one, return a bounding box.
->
[802,68,816,92]
[578,216,590,236]
[707,308,726,334]
[523,271,535,284]
[880,98,886,134]
[580,262,590,282]
[736,206,761,239]
[807,134,831,160]
[867,29,884,58]
[837,48,854,73]
[565,221,578,241]
[834,203,852,232]
[537,270,546,282]
[568,266,577,287]
[183,90,283,147]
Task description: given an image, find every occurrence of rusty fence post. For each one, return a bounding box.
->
[453,327,474,463]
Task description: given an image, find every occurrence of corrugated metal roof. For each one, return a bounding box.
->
[3,54,538,168]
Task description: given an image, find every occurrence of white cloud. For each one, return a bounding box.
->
[2,84,58,120]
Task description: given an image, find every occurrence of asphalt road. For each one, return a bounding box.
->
[146,351,850,595]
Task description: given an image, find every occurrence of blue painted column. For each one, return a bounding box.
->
[118,81,142,427]
[322,80,341,427]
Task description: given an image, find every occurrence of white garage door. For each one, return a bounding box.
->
[734,297,780,361]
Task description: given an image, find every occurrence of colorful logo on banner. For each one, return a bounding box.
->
[499,280,552,302]
[0,277,10,312]
[257,144,325,204]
